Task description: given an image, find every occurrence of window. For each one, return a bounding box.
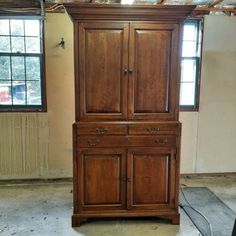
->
[180,19,202,111]
[0,18,45,111]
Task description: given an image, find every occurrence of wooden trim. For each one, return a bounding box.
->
[194,6,236,15]
[64,4,196,22]
[208,0,224,8]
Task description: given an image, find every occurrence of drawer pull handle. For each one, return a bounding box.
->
[147,127,160,134]
[87,138,100,146]
[95,127,108,134]
[155,138,168,145]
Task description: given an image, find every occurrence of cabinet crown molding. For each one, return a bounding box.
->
[64,4,196,21]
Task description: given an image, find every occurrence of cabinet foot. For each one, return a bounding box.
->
[72,216,87,227]
[170,214,180,225]
[160,213,180,225]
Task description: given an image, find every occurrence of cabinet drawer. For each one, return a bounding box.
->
[77,124,127,135]
[129,123,179,135]
[77,136,127,148]
[77,136,176,148]
[128,136,176,147]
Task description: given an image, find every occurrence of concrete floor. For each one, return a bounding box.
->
[0,175,235,236]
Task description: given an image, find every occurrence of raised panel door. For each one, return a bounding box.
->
[76,148,126,211]
[127,148,176,210]
[78,23,129,120]
[128,23,179,120]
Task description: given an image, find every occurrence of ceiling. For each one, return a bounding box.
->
[48,0,236,15]
[0,0,235,15]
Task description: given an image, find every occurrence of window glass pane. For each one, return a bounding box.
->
[0,20,10,35]
[0,56,11,80]
[26,57,40,80]
[27,81,41,105]
[12,57,25,81]
[180,82,195,106]
[181,59,196,82]
[11,36,25,53]
[182,41,197,57]
[12,81,26,105]
[0,36,10,52]
[0,81,12,105]
[10,20,24,36]
[183,24,197,41]
[25,20,40,36]
[26,37,40,53]
[0,18,43,109]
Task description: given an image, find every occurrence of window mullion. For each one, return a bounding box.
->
[23,20,27,105]
[8,20,14,106]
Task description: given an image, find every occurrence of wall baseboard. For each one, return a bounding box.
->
[0,177,72,186]
[181,172,236,178]
[0,173,235,186]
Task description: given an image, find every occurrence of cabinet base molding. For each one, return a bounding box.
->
[72,212,180,227]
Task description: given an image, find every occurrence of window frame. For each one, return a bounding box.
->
[0,16,46,112]
[180,18,203,112]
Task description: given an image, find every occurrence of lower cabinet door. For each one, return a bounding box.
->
[77,148,126,211]
[127,148,176,210]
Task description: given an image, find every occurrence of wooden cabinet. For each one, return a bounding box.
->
[77,22,179,121]
[66,4,195,227]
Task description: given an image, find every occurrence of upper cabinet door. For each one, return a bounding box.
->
[77,23,129,121]
[128,23,180,120]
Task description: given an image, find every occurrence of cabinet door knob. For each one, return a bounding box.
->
[129,69,133,74]
[87,138,100,146]
[124,68,128,75]
[155,138,168,145]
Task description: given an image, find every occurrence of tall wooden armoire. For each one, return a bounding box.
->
[65,4,195,227]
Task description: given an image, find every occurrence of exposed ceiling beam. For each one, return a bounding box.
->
[158,0,166,4]
[194,5,236,15]
[187,0,194,4]
[208,0,224,8]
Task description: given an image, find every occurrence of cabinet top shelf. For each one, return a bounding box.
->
[64,4,196,21]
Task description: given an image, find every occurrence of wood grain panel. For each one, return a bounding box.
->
[127,148,176,210]
[85,30,121,112]
[79,23,129,120]
[84,155,120,204]
[128,23,179,120]
[133,154,169,204]
[78,148,126,211]
[134,30,171,113]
